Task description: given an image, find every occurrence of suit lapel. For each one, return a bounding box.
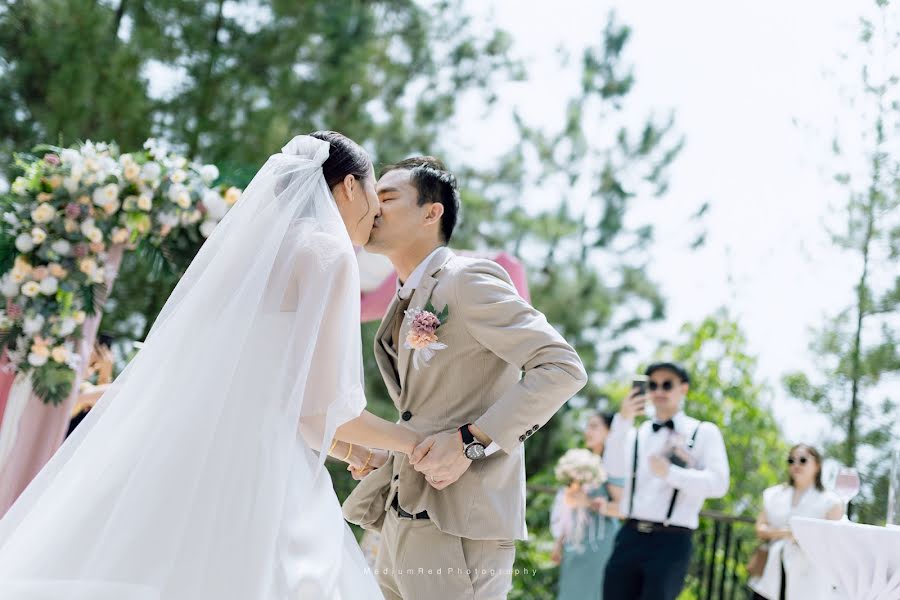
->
[374,293,402,401]
[397,248,454,387]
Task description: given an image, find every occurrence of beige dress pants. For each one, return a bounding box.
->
[373,508,516,599]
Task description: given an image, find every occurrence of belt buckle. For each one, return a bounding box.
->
[636,521,654,534]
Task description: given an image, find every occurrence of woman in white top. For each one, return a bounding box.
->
[749,444,843,600]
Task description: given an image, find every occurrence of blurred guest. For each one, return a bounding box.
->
[551,411,624,600]
[603,362,729,600]
[66,339,115,438]
[749,444,843,600]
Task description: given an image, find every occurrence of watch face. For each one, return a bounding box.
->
[465,443,486,460]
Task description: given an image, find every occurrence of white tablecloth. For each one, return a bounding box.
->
[792,517,900,600]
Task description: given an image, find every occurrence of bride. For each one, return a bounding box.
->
[0,132,414,599]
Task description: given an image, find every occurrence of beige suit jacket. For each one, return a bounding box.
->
[342,247,587,540]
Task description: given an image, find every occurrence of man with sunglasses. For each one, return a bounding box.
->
[603,362,730,600]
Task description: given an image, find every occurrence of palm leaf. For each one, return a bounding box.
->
[81,282,108,316]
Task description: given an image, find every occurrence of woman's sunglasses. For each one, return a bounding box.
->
[787,456,809,465]
[648,380,676,391]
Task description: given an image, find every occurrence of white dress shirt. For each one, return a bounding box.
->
[396,247,445,299]
[604,411,729,529]
[395,247,501,457]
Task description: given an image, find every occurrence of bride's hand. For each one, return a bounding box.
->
[347,449,390,480]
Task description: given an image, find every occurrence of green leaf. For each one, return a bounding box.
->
[81,282,107,317]
[30,362,77,406]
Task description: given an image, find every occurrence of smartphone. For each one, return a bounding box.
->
[632,377,648,396]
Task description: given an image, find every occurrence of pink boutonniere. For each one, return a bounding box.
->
[403,301,449,370]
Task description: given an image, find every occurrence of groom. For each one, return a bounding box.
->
[342,157,587,599]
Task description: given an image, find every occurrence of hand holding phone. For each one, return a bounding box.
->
[620,379,648,420]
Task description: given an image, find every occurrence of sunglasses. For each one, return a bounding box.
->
[648,380,677,391]
[787,456,810,465]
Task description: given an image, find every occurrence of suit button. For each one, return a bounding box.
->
[401,411,412,421]
[394,474,399,481]
[532,425,539,432]
[518,434,526,442]
[525,431,531,437]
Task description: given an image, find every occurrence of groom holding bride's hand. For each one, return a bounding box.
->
[343,157,587,600]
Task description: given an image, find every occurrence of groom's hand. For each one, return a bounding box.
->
[409,430,471,489]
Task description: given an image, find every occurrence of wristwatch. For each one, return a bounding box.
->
[459,423,486,460]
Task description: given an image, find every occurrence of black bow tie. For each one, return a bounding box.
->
[652,419,675,433]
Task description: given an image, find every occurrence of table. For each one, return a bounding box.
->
[791,516,900,600]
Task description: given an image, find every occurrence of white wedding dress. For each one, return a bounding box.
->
[0,136,383,599]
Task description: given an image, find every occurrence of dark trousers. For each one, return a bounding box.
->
[603,524,693,600]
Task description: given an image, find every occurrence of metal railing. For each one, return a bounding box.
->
[685,510,757,600]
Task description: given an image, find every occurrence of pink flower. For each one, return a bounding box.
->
[43,153,60,166]
[73,243,89,258]
[410,311,440,335]
[32,266,49,282]
[65,203,82,219]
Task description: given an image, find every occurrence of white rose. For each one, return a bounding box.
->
[157,212,179,227]
[63,177,80,193]
[224,186,241,205]
[137,195,153,211]
[21,281,41,297]
[199,220,217,238]
[15,233,34,253]
[31,203,57,224]
[60,148,81,164]
[86,228,104,244]
[181,209,201,225]
[1,275,20,297]
[59,317,77,336]
[119,153,134,166]
[173,157,187,169]
[142,161,161,182]
[167,184,186,204]
[31,228,47,245]
[39,276,59,295]
[200,164,219,184]
[175,191,192,209]
[124,162,141,181]
[11,177,28,196]
[23,314,45,334]
[80,219,96,237]
[51,240,72,256]
[103,198,121,215]
[51,346,69,363]
[27,352,49,367]
[84,157,99,172]
[82,174,97,187]
[3,213,19,227]
[111,228,130,244]
[202,189,228,220]
[170,169,187,184]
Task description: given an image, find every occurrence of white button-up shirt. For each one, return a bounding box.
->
[396,247,444,300]
[604,411,730,529]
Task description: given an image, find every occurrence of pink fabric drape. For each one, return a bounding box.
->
[360,250,529,322]
[0,363,15,430]
[0,245,124,515]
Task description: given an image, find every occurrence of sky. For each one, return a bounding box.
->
[447,0,890,444]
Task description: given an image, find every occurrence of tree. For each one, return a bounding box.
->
[783,0,900,524]
[454,13,683,481]
[0,0,153,163]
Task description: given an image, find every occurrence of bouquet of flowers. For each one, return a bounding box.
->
[554,448,607,488]
[0,139,241,404]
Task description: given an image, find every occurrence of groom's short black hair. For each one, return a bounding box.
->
[380,156,460,243]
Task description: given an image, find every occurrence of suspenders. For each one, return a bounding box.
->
[628,421,703,526]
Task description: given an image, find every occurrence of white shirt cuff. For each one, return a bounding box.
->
[484,441,502,456]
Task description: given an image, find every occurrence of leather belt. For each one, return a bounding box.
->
[391,495,429,520]
[626,519,692,534]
